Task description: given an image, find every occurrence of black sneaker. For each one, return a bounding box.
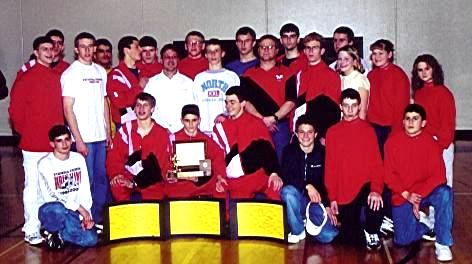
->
[364,230,381,250]
[422,229,436,241]
[46,231,64,251]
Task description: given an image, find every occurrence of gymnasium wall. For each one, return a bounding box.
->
[0,0,470,135]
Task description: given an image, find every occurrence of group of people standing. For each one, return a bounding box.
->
[7,22,455,262]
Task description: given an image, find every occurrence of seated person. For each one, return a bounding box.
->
[212,86,283,200]
[280,114,338,244]
[37,125,97,249]
[106,92,170,201]
[325,88,384,250]
[166,104,226,198]
[384,104,453,262]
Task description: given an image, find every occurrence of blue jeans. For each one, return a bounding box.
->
[271,120,290,165]
[280,185,338,243]
[392,185,453,246]
[80,141,110,223]
[38,202,97,247]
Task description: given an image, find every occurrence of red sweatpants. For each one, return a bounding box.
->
[227,170,280,201]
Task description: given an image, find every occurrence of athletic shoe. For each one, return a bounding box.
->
[419,211,434,229]
[95,224,103,235]
[287,231,306,244]
[45,231,64,251]
[380,216,394,237]
[422,229,436,241]
[24,232,44,245]
[364,230,381,250]
[435,242,452,262]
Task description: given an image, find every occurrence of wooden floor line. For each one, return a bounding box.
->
[0,240,23,258]
[383,240,393,264]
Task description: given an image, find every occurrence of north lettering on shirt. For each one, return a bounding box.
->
[53,167,82,194]
[201,79,231,92]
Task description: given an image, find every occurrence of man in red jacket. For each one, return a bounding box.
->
[166,104,226,198]
[107,36,147,127]
[325,88,384,250]
[137,36,163,78]
[179,31,208,80]
[9,36,64,245]
[106,92,170,201]
[384,104,453,262]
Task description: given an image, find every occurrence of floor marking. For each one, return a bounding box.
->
[383,240,393,264]
[0,240,23,258]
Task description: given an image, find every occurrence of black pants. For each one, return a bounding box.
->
[337,183,384,243]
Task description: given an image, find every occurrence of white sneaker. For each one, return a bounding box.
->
[287,231,306,244]
[24,232,44,245]
[364,230,381,250]
[435,242,452,262]
[419,211,434,229]
[380,217,394,236]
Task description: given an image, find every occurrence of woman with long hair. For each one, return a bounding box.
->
[337,45,370,119]
[412,54,456,187]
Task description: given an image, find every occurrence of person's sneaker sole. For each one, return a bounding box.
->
[422,229,436,241]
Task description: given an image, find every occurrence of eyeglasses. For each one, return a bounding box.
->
[187,40,202,46]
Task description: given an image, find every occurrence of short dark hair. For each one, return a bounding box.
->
[136,92,156,108]
[370,39,394,62]
[139,36,157,48]
[33,36,53,50]
[74,32,95,48]
[181,104,200,118]
[160,43,179,58]
[118,36,138,60]
[96,38,112,49]
[225,86,245,102]
[404,104,427,120]
[185,31,205,43]
[46,29,64,40]
[340,88,361,104]
[411,54,444,91]
[48,125,71,141]
[206,38,223,51]
[280,23,300,37]
[235,26,256,40]
[302,32,325,49]
[333,26,354,43]
[295,114,316,133]
[258,34,279,48]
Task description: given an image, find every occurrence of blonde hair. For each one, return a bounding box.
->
[337,45,364,74]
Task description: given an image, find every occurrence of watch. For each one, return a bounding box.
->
[273,114,279,122]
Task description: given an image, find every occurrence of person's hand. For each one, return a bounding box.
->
[262,116,278,132]
[326,207,338,226]
[306,184,321,203]
[110,174,134,188]
[403,191,422,219]
[216,175,228,193]
[78,206,95,230]
[367,191,384,211]
[76,140,88,156]
[214,114,227,124]
[268,173,283,192]
[330,201,339,215]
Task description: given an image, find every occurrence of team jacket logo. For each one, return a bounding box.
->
[54,167,82,194]
[275,74,284,81]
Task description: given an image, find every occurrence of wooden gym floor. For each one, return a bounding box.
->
[0,142,471,264]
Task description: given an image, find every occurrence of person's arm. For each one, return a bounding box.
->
[359,88,369,120]
[63,96,88,156]
[274,101,295,120]
[104,96,111,147]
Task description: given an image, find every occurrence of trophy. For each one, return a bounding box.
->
[169,140,211,182]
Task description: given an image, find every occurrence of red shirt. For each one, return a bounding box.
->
[384,130,446,206]
[137,61,163,78]
[325,118,384,204]
[9,63,64,151]
[107,61,143,124]
[277,52,308,77]
[179,56,208,80]
[414,82,456,149]
[367,63,410,131]
[106,120,171,180]
[301,61,341,104]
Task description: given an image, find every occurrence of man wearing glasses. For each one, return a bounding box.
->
[179,31,208,80]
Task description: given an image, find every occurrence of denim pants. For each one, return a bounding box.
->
[392,185,453,246]
[280,185,338,243]
[74,141,110,223]
[38,202,97,247]
[271,120,290,165]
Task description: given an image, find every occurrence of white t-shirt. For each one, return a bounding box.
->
[144,71,194,133]
[340,70,370,92]
[61,61,108,142]
[193,69,240,133]
[38,152,92,214]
